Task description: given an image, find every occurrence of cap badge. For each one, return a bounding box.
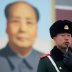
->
[64,25,69,30]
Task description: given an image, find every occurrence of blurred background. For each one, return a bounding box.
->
[56,0,72,21]
[0,0,72,53]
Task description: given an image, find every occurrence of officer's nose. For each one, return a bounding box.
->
[65,35,70,41]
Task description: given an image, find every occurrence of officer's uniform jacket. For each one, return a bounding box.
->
[37,46,70,72]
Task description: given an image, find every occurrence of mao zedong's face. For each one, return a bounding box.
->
[6,3,37,49]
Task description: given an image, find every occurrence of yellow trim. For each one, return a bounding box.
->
[51,0,56,23]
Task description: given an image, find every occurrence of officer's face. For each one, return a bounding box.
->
[6,3,37,48]
[53,33,71,49]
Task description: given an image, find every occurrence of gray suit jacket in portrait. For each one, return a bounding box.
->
[0,44,43,72]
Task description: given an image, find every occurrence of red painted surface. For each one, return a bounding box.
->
[56,9,72,21]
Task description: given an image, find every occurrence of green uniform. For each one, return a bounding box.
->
[37,46,70,72]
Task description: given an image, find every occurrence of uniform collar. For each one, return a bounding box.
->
[50,46,64,61]
[4,44,35,70]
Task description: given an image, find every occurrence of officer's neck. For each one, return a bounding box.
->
[8,43,32,57]
[57,46,68,53]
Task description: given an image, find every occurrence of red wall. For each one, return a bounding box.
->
[56,9,72,21]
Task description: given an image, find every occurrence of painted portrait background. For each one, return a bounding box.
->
[0,0,55,53]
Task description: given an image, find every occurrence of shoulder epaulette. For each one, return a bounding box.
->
[40,54,50,58]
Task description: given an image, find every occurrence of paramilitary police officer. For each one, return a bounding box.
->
[0,1,43,72]
[37,20,72,72]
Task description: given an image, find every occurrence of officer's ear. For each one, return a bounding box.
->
[53,37,56,40]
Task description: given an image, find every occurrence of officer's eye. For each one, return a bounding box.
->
[60,34,65,36]
[67,34,71,37]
